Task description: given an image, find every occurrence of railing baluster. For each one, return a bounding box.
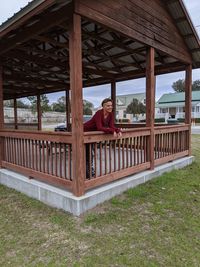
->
[55,143,58,177]
[126,138,129,168]
[64,143,67,179]
[104,140,107,175]
[42,141,45,173]
[100,142,102,176]
[114,140,116,172]
[109,141,112,173]
[59,143,62,178]
[6,137,9,162]
[94,143,97,177]
[134,137,136,166]
[118,139,121,171]
[68,144,71,180]
[130,137,133,166]
[122,138,125,169]
[140,136,143,163]
[137,136,140,165]
[50,142,53,175]
[46,141,50,174]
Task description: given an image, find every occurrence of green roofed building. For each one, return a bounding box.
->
[156,91,200,120]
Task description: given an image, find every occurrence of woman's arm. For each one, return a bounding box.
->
[109,113,121,133]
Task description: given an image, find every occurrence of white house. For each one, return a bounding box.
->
[156,91,200,121]
[116,93,146,121]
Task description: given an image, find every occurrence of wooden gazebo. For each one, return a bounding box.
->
[0,0,200,197]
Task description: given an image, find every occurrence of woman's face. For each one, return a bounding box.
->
[103,101,113,113]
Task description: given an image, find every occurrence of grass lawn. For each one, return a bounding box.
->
[0,136,200,266]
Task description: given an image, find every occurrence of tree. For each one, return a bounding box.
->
[83,100,93,115]
[192,80,200,91]
[126,98,146,117]
[172,79,185,92]
[172,79,200,92]
[4,99,30,108]
[51,96,66,112]
[17,99,30,109]
[28,95,51,114]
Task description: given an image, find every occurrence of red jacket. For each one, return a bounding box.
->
[84,109,121,134]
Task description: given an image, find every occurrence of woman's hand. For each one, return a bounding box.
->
[117,131,122,138]
[113,131,118,138]
[113,131,122,138]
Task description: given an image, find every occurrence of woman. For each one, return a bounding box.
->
[84,98,122,178]
[84,98,122,137]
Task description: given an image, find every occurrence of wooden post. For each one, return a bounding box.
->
[37,94,42,130]
[69,13,85,196]
[14,98,18,129]
[65,89,71,131]
[111,81,116,122]
[0,66,4,167]
[185,64,192,156]
[146,47,155,170]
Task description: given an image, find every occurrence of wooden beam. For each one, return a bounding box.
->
[37,94,42,130]
[4,84,70,100]
[35,35,68,49]
[0,0,56,38]
[14,98,18,129]
[0,66,4,167]
[4,73,67,87]
[76,0,192,64]
[69,13,85,196]
[185,64,192,155]
[146,47,155,170]
[0,3,73,55]
[65,89,71,131]
[5,50,67,69]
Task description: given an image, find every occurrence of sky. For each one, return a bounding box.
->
[0,0,200,107]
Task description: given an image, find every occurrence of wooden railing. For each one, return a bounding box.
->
[84,128,151,189]
[154,125,189,165]
[0,130,73,189]
[0,124,190,194]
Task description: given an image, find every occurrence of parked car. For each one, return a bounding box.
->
[54,123,67,132]
[54,115,92,132]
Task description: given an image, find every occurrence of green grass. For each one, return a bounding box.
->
[1,136,200,266]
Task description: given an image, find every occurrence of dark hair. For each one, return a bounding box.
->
[101,98,113,107]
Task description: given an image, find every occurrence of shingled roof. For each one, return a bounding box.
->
[156,90,200,108]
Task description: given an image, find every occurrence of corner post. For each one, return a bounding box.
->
[37,94,42,130]
[111,81,116,122]
[185,64,192,155]
[146,47,155,170]
[0,66,4,167]
[14,98,18,129]
[69,13,85,196]
[65,89,71,131]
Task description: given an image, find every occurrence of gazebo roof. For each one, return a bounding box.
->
[0,0,200,100]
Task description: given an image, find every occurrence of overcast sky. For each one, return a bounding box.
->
[0,0,200,106]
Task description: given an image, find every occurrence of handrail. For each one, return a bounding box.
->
[155,124,189,134]
[84,128,151,143]
[0,129,72,143]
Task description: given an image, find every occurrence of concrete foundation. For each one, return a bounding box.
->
[0,156,194,216]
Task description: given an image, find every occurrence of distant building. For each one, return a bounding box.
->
[92,92,146,121]
[4,107,66,124]
[116,93,146,121]
[156,91,200,121]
